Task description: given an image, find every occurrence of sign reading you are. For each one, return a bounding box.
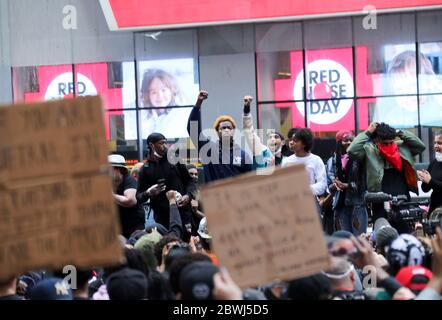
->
[0,96,123,281]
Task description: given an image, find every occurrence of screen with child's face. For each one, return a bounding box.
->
[365,43,442,128]
[124,58,199,140]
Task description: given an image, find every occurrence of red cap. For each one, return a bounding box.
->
[395,266,432,292]
[336,130,354,142]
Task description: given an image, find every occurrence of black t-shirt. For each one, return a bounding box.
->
[421,160,442,214]
[116,174,145,237]
[382,163,409,198]
[380,160,413,233]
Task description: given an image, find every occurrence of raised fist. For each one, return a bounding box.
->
[243,95,253,114]
[198,90,209,101]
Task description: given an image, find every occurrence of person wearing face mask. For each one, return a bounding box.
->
[418,130,442,215]
[242,95,287,170]
[347,122,425,233]
[136,133,198,240]
[326,131,368,236]
[187,91,252,183]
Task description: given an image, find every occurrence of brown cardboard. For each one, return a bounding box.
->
[200,164,329,288]
[0,97,123,281]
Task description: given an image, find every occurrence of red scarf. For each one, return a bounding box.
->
[377,143,402,171]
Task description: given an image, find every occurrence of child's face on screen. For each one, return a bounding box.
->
[391,70,418,112]
[149,77,173,108]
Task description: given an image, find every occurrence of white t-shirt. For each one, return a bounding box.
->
[281,153,327,196]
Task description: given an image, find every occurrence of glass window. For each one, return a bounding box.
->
[357,96,419,130]
[304,18,352,50]
[256,22,302,102]
[419,94,442,127]
[135,29,199,162]
[302,18,354,135]
[12,64,73,103]
[198,24,254,56]
[418,43,442,95]
[258,103,295,139]
[107,110,138,162]
[354,13,416,97]
[136,58,198,141]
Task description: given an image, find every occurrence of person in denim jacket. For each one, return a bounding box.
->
[327,130,368,235]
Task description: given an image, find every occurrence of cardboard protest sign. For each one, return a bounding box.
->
[0,97,123,281]
[200,164,329,288]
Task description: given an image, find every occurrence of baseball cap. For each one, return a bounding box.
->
[106,268,148,300]
[396,266,432,293]
[27,277,73,300]
[179,261,218,300]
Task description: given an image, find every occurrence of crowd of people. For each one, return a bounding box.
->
[2,91,442,301]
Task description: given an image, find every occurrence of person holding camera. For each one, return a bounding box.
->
[418,130,442,215]
[136,132,197,241]
[347,122,425,233]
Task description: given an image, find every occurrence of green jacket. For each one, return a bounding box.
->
[347,130,425,193]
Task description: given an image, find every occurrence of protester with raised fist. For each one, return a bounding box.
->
[187,91,252,183]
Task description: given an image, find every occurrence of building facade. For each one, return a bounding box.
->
[1,0,442,165]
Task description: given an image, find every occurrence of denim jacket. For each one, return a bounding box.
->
[327,154,367,209]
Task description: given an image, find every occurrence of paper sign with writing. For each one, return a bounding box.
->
[200,164,329,288]
[0,97,123,281]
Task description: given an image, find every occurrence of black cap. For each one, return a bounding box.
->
[147,133,166,144]
[179,262,218,300]
[106,268,148,300]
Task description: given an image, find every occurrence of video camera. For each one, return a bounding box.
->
[364,192,442,235]
[422,207,442,236]
[364,192,428,223]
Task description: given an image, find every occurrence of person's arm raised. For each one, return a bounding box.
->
[187,90,209,151]
[243,95,266,156]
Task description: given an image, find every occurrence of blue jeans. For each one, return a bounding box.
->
[335,205,368,236]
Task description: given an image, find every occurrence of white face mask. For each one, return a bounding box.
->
[436,152,442,162]
[274,146,282,155]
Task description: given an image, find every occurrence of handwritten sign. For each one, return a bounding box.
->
[0,97,123,281]
[200,164,329,288]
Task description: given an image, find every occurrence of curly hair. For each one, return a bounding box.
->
[372,122,396,141]
[293,128,314,152]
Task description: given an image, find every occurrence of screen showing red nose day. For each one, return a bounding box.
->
[12,62,134,140]
[12,59,201,142]
[100,0,442,30]
[273,44,442,132]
